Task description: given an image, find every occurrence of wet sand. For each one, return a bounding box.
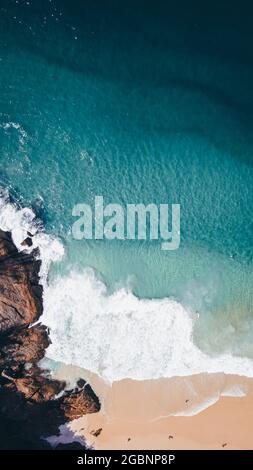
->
[74,393,253,450]
[53,365,253,449]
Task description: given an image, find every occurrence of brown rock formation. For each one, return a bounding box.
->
[0,229,43,333]
[62,385,100,420]
[0,324,49,371]
[0,229,100,449]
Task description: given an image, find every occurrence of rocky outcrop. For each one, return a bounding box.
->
[0,229,100,449]
[0,229,43,333]
[0,324,49,371]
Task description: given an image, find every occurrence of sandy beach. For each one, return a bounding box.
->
[77,394,253,450]
[51,365,253,450]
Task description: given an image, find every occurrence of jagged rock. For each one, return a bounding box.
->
[0,324,49,371]
[0,229,100,449]
[6,368,65,402]
[0,369,99,446]
[21,237,33,248]
[61,384,100,420]
[0,230,42,334]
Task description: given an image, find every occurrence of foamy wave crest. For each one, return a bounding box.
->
[41,268,253,382]
[0,188,64,284]
[2,187,253,383]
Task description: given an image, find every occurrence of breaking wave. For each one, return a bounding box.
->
[1,188,253,383]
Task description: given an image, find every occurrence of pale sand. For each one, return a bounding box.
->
[53,365,253,449]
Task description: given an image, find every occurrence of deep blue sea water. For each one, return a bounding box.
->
[0,0,253,379]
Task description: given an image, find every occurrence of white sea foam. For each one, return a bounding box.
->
[222,385,247,398]
[1,188,253,383]
[41,268,253,382]
[172,385,247,417]
[0,188,64,284]
[173,396,220,416]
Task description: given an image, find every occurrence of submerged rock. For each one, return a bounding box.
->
[0,229,100,449]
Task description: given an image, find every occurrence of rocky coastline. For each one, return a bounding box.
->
[0,229,100,449]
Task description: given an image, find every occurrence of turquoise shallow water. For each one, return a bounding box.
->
[0,1,253,363]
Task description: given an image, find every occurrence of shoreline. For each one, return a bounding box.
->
[55,367,253,450]
[0,228,100,450]
[78,393,253,450]
[1,192,253,450]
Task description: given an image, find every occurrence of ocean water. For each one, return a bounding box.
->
[0,0,253,381]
